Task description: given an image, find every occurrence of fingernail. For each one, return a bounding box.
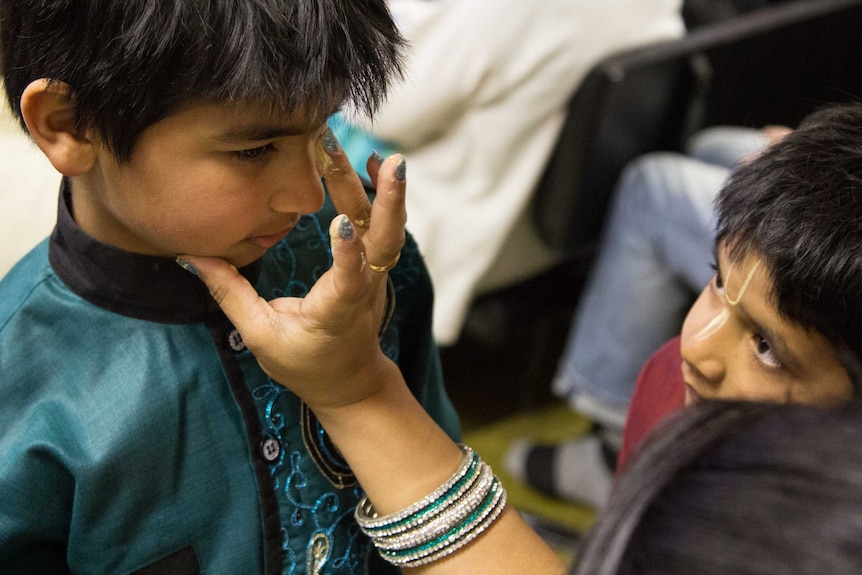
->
[395,158,406,182]
[176,257,198,276]
[338,215,355,241]
[322,128,339,153]
[371,149,384,164]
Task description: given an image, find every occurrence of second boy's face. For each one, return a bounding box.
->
[73,100,329,267]
[680,243,853,407]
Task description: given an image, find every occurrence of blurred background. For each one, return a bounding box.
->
[2,0,861,564]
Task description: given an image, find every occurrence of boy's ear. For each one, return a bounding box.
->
[20,79,96,176]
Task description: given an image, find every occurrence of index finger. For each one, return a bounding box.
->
[320,128,373,230]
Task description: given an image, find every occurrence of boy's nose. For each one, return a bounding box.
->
[269,162,325,215]
[680,337,726,385]
[679,290,729,386]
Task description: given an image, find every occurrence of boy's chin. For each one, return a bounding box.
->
[227,253,266,269]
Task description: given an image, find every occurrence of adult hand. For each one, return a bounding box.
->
[741,124,793,164]
[178,131,407,412]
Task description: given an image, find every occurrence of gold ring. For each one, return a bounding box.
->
[368,253,400,273]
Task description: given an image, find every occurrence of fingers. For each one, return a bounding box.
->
[364,154,407,273]
[177,213,381,361]
[175,255,273,344]
[366,150,384,185]
[320,129,406,279]
[327,214,371,298]
[763,125,793,145]
[321,128,373,230]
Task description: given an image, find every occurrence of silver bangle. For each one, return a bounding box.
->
[372,462,495,550]
[355,445,508,568]
[379,481,507,568]
[355,445,477,532]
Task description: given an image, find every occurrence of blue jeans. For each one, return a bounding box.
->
[552,127,769,428]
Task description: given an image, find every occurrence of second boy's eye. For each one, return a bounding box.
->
[709,263,725,296]
[754,335,782,368]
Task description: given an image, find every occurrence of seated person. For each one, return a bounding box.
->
[185,101,862,574]
[506,124,789,508]
[337,0,685,345]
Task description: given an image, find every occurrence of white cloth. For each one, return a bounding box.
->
[0,110,62,279]
[355,0,685,345]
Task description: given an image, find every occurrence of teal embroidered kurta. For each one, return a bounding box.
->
[0,182,460,574]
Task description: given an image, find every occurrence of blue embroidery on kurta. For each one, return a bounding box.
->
[248,206,424,574]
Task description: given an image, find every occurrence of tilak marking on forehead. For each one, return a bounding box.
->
[694,306,730,341]
[724,260,761,306]
[694,307,730,342]
[693,259,762,343]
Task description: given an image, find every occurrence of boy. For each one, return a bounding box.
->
[619,103,862,468]
[0,1,459,573]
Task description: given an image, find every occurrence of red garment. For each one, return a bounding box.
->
[617,336,685,471]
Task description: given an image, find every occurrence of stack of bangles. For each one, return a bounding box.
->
[354,445,508,568]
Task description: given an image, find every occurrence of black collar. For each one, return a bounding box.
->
[48,179,261,324]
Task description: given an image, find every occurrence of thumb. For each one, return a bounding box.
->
[176,255,272,337]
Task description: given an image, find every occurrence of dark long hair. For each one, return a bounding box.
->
[573,399,862,574]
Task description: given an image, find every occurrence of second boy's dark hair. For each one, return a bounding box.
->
[0,0,403,161]
[714,103,862,376]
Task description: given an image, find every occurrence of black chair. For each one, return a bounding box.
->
[534,0,862,255]
[444,0,862,421]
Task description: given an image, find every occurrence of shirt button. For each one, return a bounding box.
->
[261,437,281,462]
[227,328,246,352]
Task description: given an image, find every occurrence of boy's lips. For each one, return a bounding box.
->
[248,221,298,249]
[684,382,703,405]
[681,362,705,405]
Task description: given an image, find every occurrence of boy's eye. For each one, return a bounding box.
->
[709,262,725,292]
[754,335,782,368]
[709,272,725,297]
[236,143,275,162]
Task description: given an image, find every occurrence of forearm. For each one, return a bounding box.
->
[312,360,567,575]
[184,140,567,574]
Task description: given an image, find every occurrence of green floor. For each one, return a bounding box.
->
[462,400,597,562]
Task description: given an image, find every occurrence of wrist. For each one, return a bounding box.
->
[307,351,404,416]
[309,361,464,515]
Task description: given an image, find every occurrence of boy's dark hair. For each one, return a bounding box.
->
[574,399,862,574]
[714,103,862,378]
[0,0,404,161]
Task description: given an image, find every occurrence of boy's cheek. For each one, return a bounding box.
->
[793,369,855,407]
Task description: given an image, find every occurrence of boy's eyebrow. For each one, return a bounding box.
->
[214,104,342,144]
[214,123,314,143]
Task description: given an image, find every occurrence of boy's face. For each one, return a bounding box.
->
[73,100,329,267]
[680,243,853,407]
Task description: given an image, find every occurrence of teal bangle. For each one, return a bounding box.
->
[355,444,508,568]
[355,445,477,532]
